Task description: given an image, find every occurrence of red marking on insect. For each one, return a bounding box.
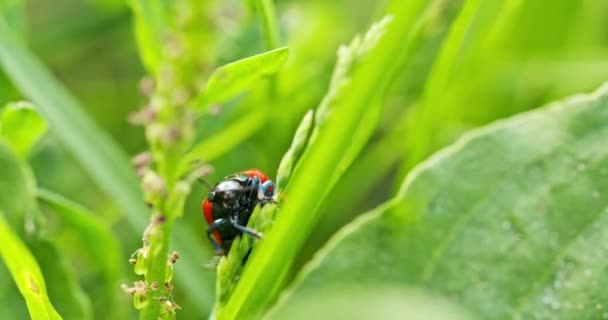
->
[202,199,222,243]
[242,169,270,183]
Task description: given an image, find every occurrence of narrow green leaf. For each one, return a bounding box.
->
[0,101,47,159]
[202,47,289,106]
[220,0,435,316]
[37,189,123,319]
[0,213,62,320]
[276,84,608,319]
[0,19,214,315]
[128,0,168,74]
[406,0,483,169]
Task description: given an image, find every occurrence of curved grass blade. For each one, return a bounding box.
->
[0,213,62,320]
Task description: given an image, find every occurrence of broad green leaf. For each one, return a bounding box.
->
[0,19,214,314]
[0,101,47,159]
[268,287,473,320]
[0,140,35,230]
[0,213,62,320]
[202,47,289,106]
[37,190,123,319]
[275,84,608,319]
[28,239,92,320]
[128,0,168,74]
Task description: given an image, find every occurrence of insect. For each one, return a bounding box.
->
[201,169,276,255]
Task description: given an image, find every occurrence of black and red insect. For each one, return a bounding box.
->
[201,169,276,255]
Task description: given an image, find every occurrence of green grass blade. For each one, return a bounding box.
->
[0,213,62,320]
[37,189,123,319]
[0,18,149,230]
[201,47,289,106]
[219,1,433,317]
[274,83,608,319]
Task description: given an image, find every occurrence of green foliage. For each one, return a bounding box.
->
[0,101,47,159]
[0,140,35,230]
[276,109,314,190]
[37,190,124,319]
[218,11,408,318]
[2,0,608,319]
[28,239,93,320]
[202,47,289,106]
[179,111,267,175]
[269,287,473,320]
[274,84,608,319]
[0,17,150,232]
[0,0,26,39]
[0,214,61,320]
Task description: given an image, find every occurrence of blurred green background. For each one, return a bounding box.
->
[1,0,608,319]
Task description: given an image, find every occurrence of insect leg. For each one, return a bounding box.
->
[206,219,227,254]
[229,217,263,239]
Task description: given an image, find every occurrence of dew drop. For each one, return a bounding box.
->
[592,191,600,199]
[597,303,604,310]
[577,163,586,172]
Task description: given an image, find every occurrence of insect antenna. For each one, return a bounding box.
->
[197,178,214,190]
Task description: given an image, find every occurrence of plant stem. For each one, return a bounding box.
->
[141,213,174,319]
